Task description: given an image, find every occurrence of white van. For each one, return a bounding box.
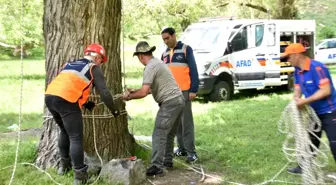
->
[315,38,336,65]
[179,17,316,101]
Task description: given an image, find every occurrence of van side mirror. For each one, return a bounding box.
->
[225,41,233,55]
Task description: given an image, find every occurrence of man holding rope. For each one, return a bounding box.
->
[282,43,336,174]
[122,41,185,177]
[45,43,120,184]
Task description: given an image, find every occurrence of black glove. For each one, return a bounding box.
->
[112,109,120,117]
[83,101,95,111]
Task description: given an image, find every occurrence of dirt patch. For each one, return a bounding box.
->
[144,168,223,185]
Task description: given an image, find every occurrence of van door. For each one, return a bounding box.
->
[315,39,336,65]
[264,22,282,86]
[227,22,267,90]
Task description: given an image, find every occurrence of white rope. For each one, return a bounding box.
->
[89,108,103,185]
[43,110,128,119]
[136,99,334,185]
[8,0,24,183]
[1,163,62,185]
[120,4,134,136]
[278,100,330,184]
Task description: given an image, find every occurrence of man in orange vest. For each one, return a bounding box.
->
[45,43,120,184]
[161,27,200,163]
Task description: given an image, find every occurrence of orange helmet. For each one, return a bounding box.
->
[84,43,107,62]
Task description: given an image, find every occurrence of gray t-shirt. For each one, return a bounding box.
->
[143,57,182,104]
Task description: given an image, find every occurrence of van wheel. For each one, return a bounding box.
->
[209,81,232,102]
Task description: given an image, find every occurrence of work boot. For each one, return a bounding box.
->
[73,165,88,185]
[146,165,164,177]
[186,154,198,163]
[287,165,302,174]
[163,162,173,170]
[57,158,72,176]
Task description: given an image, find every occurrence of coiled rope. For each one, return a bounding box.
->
[278,100,330,184]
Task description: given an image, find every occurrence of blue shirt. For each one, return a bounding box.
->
[294,58,336,115]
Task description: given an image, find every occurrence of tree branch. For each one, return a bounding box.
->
[143,8,162,33]
[216,3,229,8]
[240,3,268,13]
[0,42,16,48]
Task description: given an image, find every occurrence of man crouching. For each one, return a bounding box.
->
[122,41,185,177]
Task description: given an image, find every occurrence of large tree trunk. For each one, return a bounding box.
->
[36,0,136,169]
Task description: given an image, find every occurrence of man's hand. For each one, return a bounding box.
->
[295,98,308,109]
[127,88,135,93]
[189,92,197,101]
[83,101,95,111]
[121,90,131,101]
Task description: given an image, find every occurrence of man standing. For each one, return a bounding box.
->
[161,27,199,163]
[282,43,336,174]
[122,41,184,177]
[45,43,120,184]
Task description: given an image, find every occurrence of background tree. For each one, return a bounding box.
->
[0,0,43,57]
[35,0,136,168]
[319,27,335,39]
[0,0,335,58]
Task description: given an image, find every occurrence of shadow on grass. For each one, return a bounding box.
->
[233,88,291,100]
[194,87,291,104]
[0,74,45,80]
[0,112,43,133]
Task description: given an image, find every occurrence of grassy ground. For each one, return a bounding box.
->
[1,38,336,184]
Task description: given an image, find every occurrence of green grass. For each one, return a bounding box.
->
[0,137,122,185]
[2,57,336,184]
[128,91,336,184]
[0,60,45,132]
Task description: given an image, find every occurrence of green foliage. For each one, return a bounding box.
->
[298,0,336,41]
[122,0,221,39]
[0,0,43,46]
[319,27,335,39]
[28,47,45,59]
[0,0,335,58]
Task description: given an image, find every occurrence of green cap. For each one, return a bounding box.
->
[133,41,156,56]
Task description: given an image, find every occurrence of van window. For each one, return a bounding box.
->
[319,41,328,49]
[327,40,336,48]
[255,24,264,47]
[267,24,276,46]
[231,27,248,52]
[180,27,220,50]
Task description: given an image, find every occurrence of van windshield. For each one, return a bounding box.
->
[180,27,221,51]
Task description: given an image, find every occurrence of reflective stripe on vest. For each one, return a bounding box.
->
[163,44,190,90]
[45,60,95,107]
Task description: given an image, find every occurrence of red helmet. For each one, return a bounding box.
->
[84,43,107,62]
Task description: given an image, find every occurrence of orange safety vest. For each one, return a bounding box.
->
[162,43,191,91]
[45,59,95,107]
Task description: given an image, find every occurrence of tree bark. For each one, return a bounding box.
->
[36,0,136,169]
